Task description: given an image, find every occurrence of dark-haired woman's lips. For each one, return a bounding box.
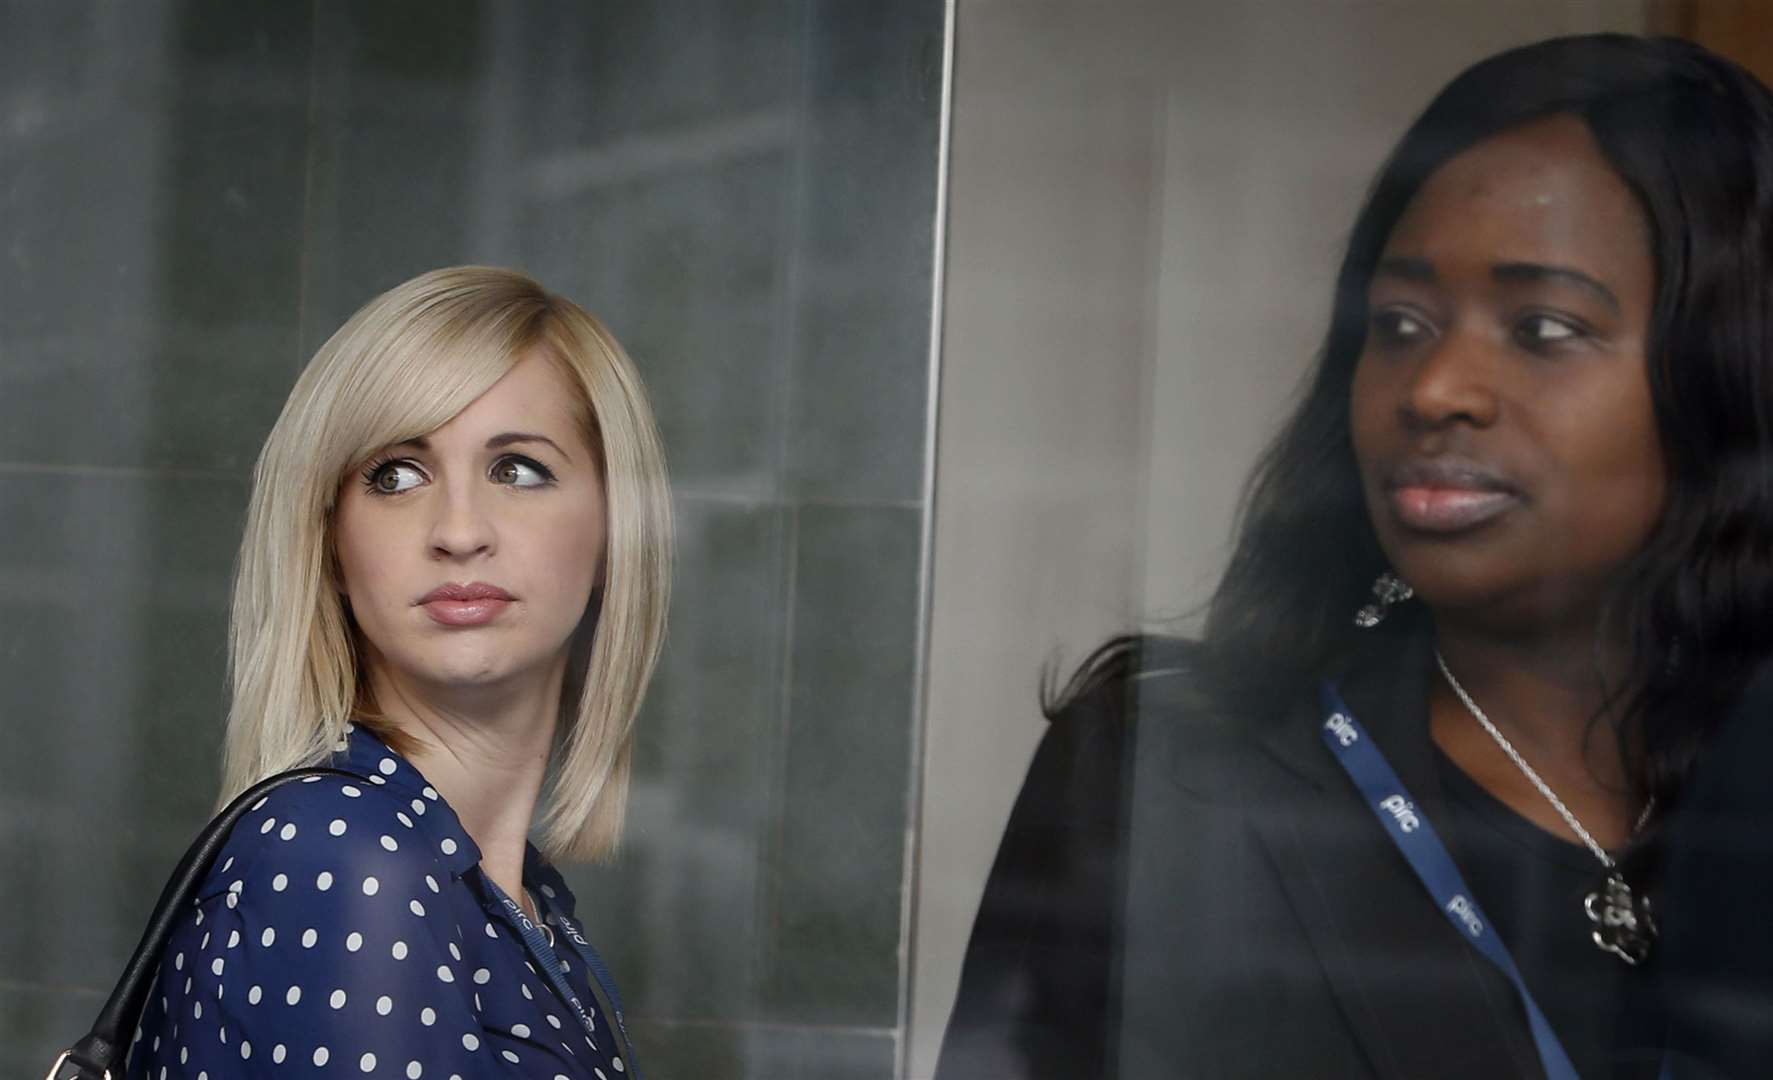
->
[1386,485,1519,532]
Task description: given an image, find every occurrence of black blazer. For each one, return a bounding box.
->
[1654,660,1773,1079]
[938,635,1595,1080]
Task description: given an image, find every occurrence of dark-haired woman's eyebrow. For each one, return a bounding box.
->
[486,431,573,464]
[1491,262,1620,313]
[1373,256,1438,284]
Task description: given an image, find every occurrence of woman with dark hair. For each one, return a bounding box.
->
[937,33,1773,1080]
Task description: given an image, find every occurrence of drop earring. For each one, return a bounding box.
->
[1353,570,1413,628]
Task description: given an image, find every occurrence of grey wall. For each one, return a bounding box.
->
[0,3,943,1078]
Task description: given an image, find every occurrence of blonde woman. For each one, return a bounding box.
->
[125,266,671,1079]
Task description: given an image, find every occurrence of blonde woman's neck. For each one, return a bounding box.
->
[360,656,564,907]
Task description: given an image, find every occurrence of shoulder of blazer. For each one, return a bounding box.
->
[1042,634,1369,810]
[1106,641,1320,806]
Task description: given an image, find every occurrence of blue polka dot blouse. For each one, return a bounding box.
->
[125,724,632,1079]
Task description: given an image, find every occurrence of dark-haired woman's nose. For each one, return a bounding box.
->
[1398,330,1502,432]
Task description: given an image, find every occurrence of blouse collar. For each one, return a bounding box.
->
[327,722,484,881]
[325,724,578,917]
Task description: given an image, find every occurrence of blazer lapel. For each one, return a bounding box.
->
[1242,638,1549,1080]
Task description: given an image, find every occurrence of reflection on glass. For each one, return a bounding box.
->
[940,32,1773,1080]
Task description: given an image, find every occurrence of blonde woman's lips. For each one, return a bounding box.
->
[418,582,515,626]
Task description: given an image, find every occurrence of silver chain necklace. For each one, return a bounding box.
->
[1434,650,1657,965]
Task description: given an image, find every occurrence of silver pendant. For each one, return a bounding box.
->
[1585,872,1656,965]
[1353,571,1414,628]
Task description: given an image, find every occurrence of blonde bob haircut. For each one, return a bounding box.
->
[221,265,672,862]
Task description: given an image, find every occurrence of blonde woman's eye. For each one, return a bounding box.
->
[491,455,556,488]
[362,460,425,495]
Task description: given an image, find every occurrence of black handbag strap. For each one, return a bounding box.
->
[48,767,361,1080]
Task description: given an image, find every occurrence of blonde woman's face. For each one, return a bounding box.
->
[333,352,606,700]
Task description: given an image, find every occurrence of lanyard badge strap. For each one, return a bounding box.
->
[1319,681,1581,1080]
[485,880,639,1078]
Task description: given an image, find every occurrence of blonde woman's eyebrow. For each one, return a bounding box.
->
[384,432,573,463]
[485,431,573,462]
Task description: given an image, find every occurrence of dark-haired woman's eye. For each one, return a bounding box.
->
[1370,308,1431,345]
[1514,313,1586,350]
[362,458,426,496]
[490,455,557,488]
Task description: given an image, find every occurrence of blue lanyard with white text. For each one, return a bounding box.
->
[1319,680,1581,1080]
[482,876,639,1078]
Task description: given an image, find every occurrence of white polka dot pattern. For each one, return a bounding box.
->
[122,727,625,1080]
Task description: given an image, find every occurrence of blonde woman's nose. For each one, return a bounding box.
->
[426,480,497,558]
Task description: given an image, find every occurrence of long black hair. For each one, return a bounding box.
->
[1172,33,1773,816]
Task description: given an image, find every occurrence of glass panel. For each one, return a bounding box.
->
[920,2,1773,1079]
[3,4,942,1078]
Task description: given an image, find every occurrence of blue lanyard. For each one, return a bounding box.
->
[481,876,639,1078]
[1319,681,1581,1080]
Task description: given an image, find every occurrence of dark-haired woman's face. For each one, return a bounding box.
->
[1350,114,1664,630]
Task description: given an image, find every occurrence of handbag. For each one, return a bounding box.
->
[45,767,360,1080]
